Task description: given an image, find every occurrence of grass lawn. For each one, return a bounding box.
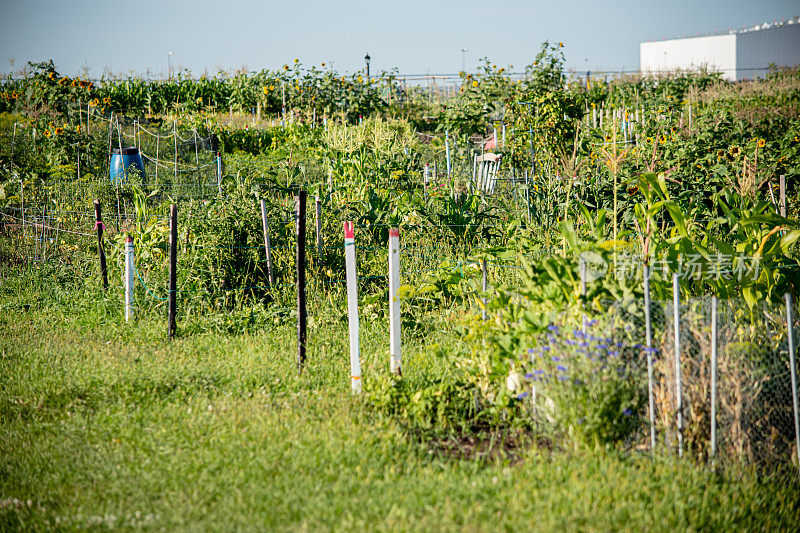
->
[1,282,799,531]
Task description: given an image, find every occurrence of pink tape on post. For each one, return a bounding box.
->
[389,228,399,238]
[344,221,354,240]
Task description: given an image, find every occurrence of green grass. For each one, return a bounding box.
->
[1,274,799,531]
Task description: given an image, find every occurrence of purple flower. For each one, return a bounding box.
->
[517,392,530,399]
[622,408,633,416]
[557,375,569,381]
[548,325,560,333]
[551,356,561,362]
[557,365,569,372]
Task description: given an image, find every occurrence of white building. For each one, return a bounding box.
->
[640,16,800,81]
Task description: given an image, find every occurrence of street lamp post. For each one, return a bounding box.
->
[364,53,371,82]
[168,51,173,79]
[460,48,468,74]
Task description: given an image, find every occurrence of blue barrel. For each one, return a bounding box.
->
[110,146,146,184]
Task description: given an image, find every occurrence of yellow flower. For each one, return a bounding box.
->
[196,97,202,104]
[44,129,52,137]
[54,127,64,135]
[558,42,564,47]
[294,58,299,64]
[321,62,326,67]
[357,75,363,83]
[472,80,478,87]
[103,96,111,104]
[11,91,18,99]
[263,86,270,95]
[48,72,55,80]
[671,126,677,134]
[269,85,274,91]
[284,65,289,70]
[758,138,765,148]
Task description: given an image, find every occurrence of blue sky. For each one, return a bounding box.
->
[0,0,797,77]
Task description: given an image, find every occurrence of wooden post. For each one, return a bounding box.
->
[344,221,362,393]
[260,199,275,286]
[296,191,307,372]
[94,200,108,289]
[315,195,322,254]
[167,204,178,339]
[388,228,401,375]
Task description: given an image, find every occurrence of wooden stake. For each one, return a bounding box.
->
[315,195,322,254]
[296,191,307,372]
[94,200,108,289]
[168,204,178,339]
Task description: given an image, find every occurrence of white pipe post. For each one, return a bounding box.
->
[125,236,134,322]
[217,152,223,195]
[481,258,488,321]
[673,273,683,456]
[643,265,656,450]
[423,163,429,200]
[785,292,800,478]
[344,222,362,393]
[711,295,718,465]
[780,175,787,218]
[388,228,401,375]
[445,129,451,179]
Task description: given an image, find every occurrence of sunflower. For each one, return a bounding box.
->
[48,71,56,80]
[89,98,99,107]
[731,146,741,156]
[71,80,77,87]
[54,127,63,135]
[758,138,765,148]
[103,96,111,104]
[269,85,274,91]
[196,97,202,104]
[357,75,363,83]
[671,126,677,134]
[44,130,52,137]
[284,65,289,70]
[472,80,478,87]
[659,135,667,144]
[294,58,299,64]
[716,149,725,158]
[558,42,564,47]
[321,62,325,67]
[11,91,18,99]
[263,86,270,95]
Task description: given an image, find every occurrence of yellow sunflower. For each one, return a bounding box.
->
[757,139,765,148]
[44,130,52,137]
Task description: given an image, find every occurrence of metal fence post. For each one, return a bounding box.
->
[643,265,656,451]
[785,292,800,478]
[673,273,683,457]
